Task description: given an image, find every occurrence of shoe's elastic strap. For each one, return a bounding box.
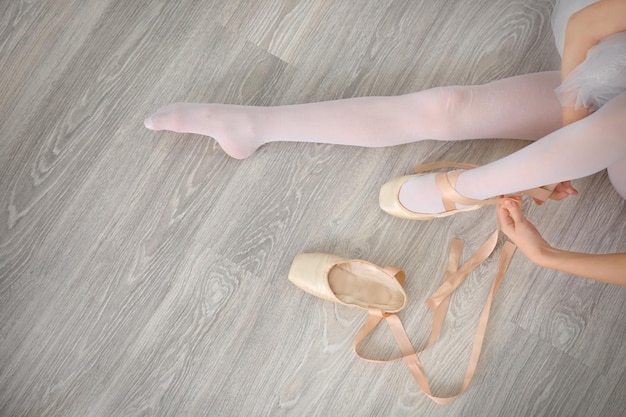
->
[353,230,516,405]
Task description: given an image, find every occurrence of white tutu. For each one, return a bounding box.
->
[552,0,626,111]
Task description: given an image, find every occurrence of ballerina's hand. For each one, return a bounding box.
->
[533,181,578,205]
[497,198,553,264]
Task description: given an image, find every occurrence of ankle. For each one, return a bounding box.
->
[246,106,267,147]
[453,170,492,201]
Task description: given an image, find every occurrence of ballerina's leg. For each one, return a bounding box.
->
[144,71,562,159]
[607,157,626,199]
[399,90,626,214]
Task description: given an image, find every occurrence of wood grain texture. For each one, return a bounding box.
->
[1,0,625,416]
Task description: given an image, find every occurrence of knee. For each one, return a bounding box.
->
[608,159,626,199]
[436,86,473,113]
[427,86,474,137]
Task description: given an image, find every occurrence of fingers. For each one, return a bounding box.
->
[497,198,523,239]
[551,192,570,201]
[497,203,514,227]
[550,181,579,201]
[561,181,579,196]
[532,181,578,205]
[504,198,525,223]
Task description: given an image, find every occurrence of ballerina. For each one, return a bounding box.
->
[145,0,626,282]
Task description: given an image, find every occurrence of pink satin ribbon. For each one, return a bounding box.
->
[353,230,516,405]
[413,161,555,205]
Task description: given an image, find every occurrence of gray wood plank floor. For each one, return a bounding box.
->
[1,0,625,416]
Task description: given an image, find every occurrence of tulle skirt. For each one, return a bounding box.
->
[552,0,626,111]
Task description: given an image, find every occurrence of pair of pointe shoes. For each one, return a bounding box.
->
[291,161,553,312]
[288,161,547,403]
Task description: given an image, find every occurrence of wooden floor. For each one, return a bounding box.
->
[1,0,625,416]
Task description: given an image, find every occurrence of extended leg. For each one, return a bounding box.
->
[145,72,562,159]
[399,91,626,214]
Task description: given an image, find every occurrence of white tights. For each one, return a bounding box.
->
[145,71,626,212]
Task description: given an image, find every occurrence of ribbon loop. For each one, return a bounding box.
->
[352,230,516,404]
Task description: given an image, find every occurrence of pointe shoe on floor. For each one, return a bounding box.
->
[288,233,518,405]
[379,161,553,220]
[288,253,407,313]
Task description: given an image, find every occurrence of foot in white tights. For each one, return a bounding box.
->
[144,103,264,159]
[398,173,475,214]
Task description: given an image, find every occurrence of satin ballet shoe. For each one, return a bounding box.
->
[288,253,407,313]
[379,161,553,220]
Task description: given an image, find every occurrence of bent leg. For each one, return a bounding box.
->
[399,90,626,213]
[608,158,626,199]
[145,72,562,159]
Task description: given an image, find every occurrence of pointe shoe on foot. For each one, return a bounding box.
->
[379,161,553,220]
[288,253,407,313]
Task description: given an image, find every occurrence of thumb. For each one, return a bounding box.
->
[504,199,525,223]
